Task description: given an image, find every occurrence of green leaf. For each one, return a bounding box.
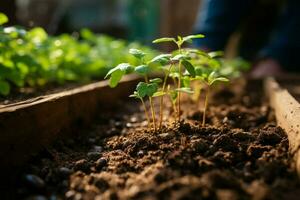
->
[183,34,205,43]
[153,91,166,97]
[169,90,178,103]
[134,65,150,75]
[150,54,172,65]
[109,70,125,88]
[4,27,26,37]
[0,80,10,96]
[169,72,179,78]
[182,77,191,87]
[152,37,175,44]
[129,91,141,99]
[172,54,190,61]
[195,67,203,76]
[150,78,162,83]
[146,83,158,97]
[105,63,132,79]
[80,28,96,41]
[208,71,216,81]
[136,82,148,98]
[27,27,47,43]
[187,49,210,58]
[136,82,158,97]
[208,51,224,58]
[0,13,8,25]
[129,48,146,59]
[175,87,194,94]
[209,77,229,86]
[181,60,195,77]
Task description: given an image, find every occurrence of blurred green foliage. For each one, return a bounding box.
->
[0,13,157,96]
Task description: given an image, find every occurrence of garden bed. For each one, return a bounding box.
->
[4,76,300,200]
[0,75,140,170]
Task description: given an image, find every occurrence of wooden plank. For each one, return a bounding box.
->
[0,75,140,170]
[264,77,300,176]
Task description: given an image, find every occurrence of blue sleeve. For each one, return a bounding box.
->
[193,0,253,50]
[259,0,300,71]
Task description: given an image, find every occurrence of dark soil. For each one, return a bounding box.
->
[7,82,300,200]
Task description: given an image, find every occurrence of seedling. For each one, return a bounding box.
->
[194,70,229,126]
[105,48,160,130]
[152,34,204,122]
[130,80,159,130]
[106,35,236,131]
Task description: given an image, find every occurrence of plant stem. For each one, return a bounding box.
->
[149,97,157,131]
[141,98,151,128]
[159,65,172,129]
[197,85,202,109]
[172,77,178,122]
[202,86,210,126]
[145,75,149,83]
[177,60,182,122]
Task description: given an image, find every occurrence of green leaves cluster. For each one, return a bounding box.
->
[0,13,158,96]
[106,34,246,130]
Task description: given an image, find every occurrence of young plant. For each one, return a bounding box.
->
[149,53,172,128]
[130,80,159,131]
[105,48,160,130]
[152,34,204,122]
[195,71,229,126]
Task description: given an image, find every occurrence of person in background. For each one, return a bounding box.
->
[193,0,300,77]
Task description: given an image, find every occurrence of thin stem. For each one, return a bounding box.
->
[159,65,172,129]
[141,98,151,128]
[172,77,178,122]
[177,60,182,122]
[149,97,157,131]
[197,85,202,109]
[145,75,149,83]
[202,86,210,126]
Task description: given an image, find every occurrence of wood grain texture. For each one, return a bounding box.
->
[264,77,300,176]
[0,75,140,170]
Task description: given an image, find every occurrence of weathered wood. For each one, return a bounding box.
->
[264,77,300,176]
[0,75,140,169]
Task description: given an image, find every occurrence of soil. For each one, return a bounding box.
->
[6,81,300,200]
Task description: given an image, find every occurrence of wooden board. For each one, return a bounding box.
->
[264,77,300,176]
[0,75,140,170]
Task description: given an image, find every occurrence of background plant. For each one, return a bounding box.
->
[0,13,157,96]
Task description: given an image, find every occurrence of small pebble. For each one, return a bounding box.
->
[95,158,107,170]
[159,132,172,140]
[232,131,254,141]
[74,159,90,172]
[65,190,76,199]
[87,152,101,160]
[126,123,133,128]
[24,174,45,189]
[130,117,138,123]
[92,145,103,152]
[74,193,83,200]
[114,121,123,129]
[137,150,144,157]
[88,138,96,144]
[58,167,72,177]
[108,128,119,135]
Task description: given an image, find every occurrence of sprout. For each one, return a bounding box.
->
[106,35,238,131]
